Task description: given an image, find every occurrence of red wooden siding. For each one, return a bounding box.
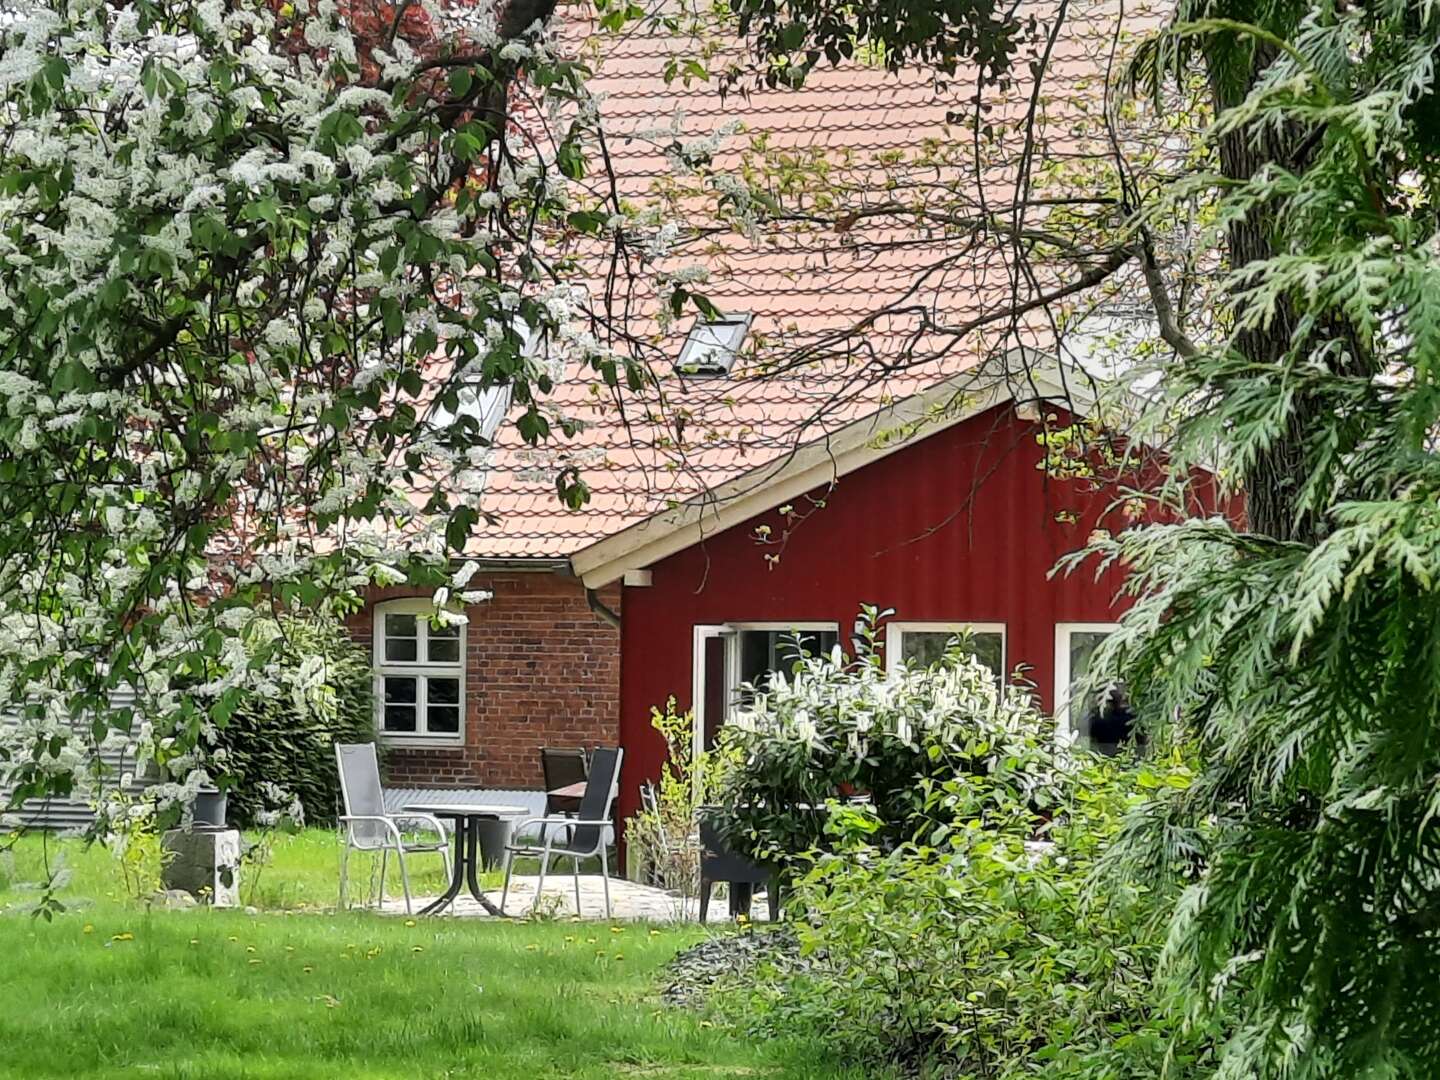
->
[616,403,1142,826]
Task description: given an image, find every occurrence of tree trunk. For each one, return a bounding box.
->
[1210,48,1323,545]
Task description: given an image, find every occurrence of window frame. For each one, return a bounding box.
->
[726,621,843,694]
[691,620,841,752]
[1053,622,1121,738]
[883,621,1007,679]
[373,598,466,747]
[676,313,753,377]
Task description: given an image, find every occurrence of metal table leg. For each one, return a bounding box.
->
[418,817,467,916]
[464,816,505,916]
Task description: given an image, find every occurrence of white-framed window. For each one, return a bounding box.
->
[692,621,841,750]
[884,622,1006,683]
[676,313,753,377]
[730,622,841,691]
[373,599,465,745]
[1054,622,1123,747]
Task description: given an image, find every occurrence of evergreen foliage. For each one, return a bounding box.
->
[208,617,375,828]
[1057,3,1440,1074]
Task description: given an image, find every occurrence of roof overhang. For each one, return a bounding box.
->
[570,356,1108,589]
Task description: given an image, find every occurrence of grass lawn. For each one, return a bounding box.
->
[0,832,872,1080]
[1,827,463,912]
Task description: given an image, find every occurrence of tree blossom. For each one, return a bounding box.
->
[0,0,662,844]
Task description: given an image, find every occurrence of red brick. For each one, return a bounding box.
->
[346,574,620,789]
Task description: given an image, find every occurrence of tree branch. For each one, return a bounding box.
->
[1138,231,1199,359]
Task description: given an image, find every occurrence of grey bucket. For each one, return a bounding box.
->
[192,788,228,828]
[473,817,514,869]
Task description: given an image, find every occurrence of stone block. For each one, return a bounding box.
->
[161,827,241,907]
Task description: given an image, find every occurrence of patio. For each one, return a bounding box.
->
[378,874,776,923]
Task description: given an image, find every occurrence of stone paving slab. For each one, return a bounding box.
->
[377,874,774,923]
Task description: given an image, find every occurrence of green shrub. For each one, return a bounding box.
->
[624,697,731,906]
[209,617,375,828]
[710,609,1067,865]
[720,754,1218,1078]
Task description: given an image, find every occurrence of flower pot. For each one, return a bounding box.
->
[192,787,228,829]
[473,817,513,870]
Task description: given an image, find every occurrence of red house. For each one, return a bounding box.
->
[355,16,1153,822]
[360,362,1143,824]
[566,369,1139,828]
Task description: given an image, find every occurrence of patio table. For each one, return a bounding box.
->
[548,780,587,801]
[403,803,528,916]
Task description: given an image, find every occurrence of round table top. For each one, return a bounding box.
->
[404,803,530,818]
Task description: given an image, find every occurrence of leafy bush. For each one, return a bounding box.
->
[719,754,1217,1078]
[104,792,172,903]
[710,610,1066,864]
[208,617,375,828]
[624,697,731,911]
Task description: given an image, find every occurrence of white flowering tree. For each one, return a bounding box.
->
[0,0,664,849]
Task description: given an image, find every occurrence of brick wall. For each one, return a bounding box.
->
[347,571,621,789]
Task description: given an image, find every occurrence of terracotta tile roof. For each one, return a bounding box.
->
[450,2,1133,559]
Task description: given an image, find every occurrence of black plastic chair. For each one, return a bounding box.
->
[698,814,781,922]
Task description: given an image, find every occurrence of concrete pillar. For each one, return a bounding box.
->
[161,827,241,907]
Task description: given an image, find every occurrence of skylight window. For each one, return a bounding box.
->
[445,383,513,443]
[676,313,752,377]
[430,375,514,444]
[429,317,539,442]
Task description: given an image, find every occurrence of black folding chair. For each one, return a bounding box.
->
[501,747,624,918]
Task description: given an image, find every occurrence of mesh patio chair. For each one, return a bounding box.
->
[335,742,450,915]
[500,746,623,919]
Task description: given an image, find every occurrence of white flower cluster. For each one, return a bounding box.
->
[0,0,646,844]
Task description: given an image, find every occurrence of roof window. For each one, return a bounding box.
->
[676,313,752,377]
[430,318,539,442]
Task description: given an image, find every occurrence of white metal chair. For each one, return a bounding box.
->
[335,742,449,915]
[499,746,623,919]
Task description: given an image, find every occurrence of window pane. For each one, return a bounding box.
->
[1067,631,1111,697]
[968,632,1004,680]
[901,630,1003,681]
[900,631,951,668]
[383,613,418,662]
[383,705,417,732]
[702,635,728,749]
[427,706,460,734]
[737,630,773,688]
[1067,630,1137,755]
[384,676,417,704]
[427,677,460,705]
[427,626,460,664]
[385,637,418,662]
[737,629,838,695]
[384,613,417,638]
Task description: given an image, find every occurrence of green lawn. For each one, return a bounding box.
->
[1,827,463,912]
[0,833,871,1080]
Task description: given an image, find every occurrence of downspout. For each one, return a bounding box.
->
[585,585,621,630]
[558,559,621,629]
